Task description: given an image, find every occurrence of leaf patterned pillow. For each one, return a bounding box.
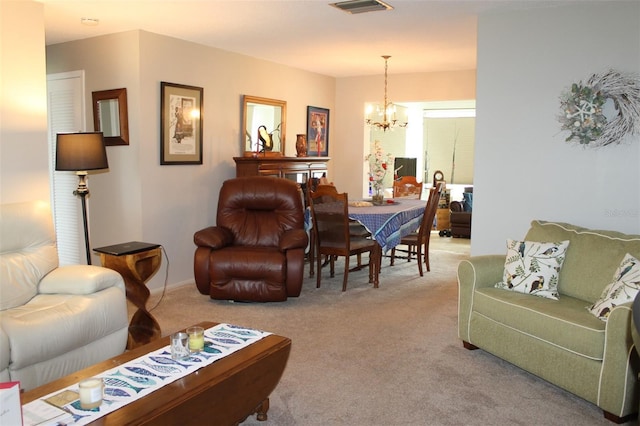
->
[495,239,570,300]
[587,253,640,321]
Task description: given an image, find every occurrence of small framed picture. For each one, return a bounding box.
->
[306,106,329,157]
[160,82,203,165]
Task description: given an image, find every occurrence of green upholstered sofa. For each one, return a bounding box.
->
[458,220,640,423]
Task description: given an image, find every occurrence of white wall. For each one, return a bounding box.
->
[472,1,640,255]
[0,1,49,204]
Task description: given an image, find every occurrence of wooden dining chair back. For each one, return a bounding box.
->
[392,176,423,199]
[390,182,444,276]
[308,189,379,291]
[307,184,371,277]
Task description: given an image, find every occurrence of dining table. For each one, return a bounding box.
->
[305,197,427,287]
[348,198,426,253]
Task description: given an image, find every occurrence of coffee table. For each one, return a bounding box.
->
[21,321,291,425]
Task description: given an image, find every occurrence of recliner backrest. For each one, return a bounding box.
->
[216,177,304,247]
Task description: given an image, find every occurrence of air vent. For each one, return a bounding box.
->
[330,0,393,14]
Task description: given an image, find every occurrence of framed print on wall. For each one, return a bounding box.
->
[160,82,203,165]
[306,106,329,157]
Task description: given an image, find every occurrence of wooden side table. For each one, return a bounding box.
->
[94,241,162,349]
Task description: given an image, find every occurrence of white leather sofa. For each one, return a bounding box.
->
[0,201,128,391]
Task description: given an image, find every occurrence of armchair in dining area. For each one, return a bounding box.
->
[390,182,444,276]
[449,188,473,238]
[392,176,423,199]
[193,176,308,302]
[308,187,380,291]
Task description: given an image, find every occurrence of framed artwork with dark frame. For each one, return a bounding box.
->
[306,106,329,157]
[160,82,203,165]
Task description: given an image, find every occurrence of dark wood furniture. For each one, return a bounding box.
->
[234,156,329,181]
[392,176,423,199]
[307,184,371,278]
[21,321,292,425]
[94,242,162,349]
[308,187,380,291]
[390,183,443,276]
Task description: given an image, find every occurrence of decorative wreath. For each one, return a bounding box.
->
[559,69,640,147]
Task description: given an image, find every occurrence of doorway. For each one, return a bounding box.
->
[366,100,475,203]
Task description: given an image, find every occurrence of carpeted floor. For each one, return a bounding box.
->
[143,236,628,425]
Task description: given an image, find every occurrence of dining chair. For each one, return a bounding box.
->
[389,182,444,276]
[392,176,423,199]
[308,189,379,291]
[307,184,371,277]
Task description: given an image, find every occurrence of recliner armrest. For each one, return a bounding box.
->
[39,265,124,295]
[279,229,309,251]
[194,226,234,249]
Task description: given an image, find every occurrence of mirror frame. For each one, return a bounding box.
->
[92,88,129,146]
[242,95,286,156]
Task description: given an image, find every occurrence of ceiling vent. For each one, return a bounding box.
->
[330,0,394,14]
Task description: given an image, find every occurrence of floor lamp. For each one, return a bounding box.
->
[55,132,109,265]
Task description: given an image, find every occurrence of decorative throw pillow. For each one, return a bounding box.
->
[495,239,570,300]
[587,253,640,321]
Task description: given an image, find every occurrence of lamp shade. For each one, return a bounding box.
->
[56,132,109,171]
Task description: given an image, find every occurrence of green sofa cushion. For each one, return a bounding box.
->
[524,221,640,303]
[473,287,606,360]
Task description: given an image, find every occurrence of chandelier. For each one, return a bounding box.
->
[365,55,408,131]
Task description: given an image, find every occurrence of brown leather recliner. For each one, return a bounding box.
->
[193,177,308,302]
[449,201,472,238]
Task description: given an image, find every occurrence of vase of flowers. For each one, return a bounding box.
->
[366,140,393,206]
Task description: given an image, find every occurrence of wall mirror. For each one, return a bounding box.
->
[92,88,129,146]
[243,95,286,156]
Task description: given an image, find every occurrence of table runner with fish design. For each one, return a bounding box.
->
[22,323,271,426]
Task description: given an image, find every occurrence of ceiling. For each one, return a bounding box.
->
[39,0,567,78]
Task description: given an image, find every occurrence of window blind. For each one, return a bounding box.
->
[46,71,85,265]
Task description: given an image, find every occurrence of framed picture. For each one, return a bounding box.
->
[160,82,203,165]
[306,106,329,157]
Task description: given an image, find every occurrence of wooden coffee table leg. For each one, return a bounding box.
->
[255,398,270,421]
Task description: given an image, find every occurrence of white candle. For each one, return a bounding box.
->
[79,378,104,409]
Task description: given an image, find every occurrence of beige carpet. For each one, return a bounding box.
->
[143,236,625,425]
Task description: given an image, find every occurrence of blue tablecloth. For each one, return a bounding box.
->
[348,199,426,252]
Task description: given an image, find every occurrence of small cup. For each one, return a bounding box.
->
[186,326,205,353]
[170,332,190,360]
[78,377,104,409]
